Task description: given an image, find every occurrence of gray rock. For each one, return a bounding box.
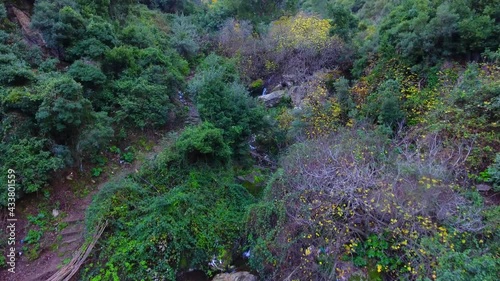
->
[476,184,492,191]
[270,84,284,92]
[257,90,287,107]
[212,271,258,281]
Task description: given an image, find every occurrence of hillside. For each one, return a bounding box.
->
[0,0,499,280]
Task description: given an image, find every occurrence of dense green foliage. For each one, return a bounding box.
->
[1,0,188,201]
[188,54,266,152]
[0,138,64,204]
[85,125,255,279]
[1,0,498,280]
[174,122,232,164]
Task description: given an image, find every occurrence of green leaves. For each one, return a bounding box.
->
[486,154,500,192]
[228,0,292,23]
[85,156,254,279]
[0,4,6,20]
[376,0,499,65]
[0,138,64,203]
[32,0,85,49]
[141,0,198,14]
[188,54,265,152]
[112,76,171,128]
[459,15,496,52]
[169,15,200,58]
[175,122,232,164]
[326,2,359,42]
[35,76,93,134]
[68,59,107,88]
[0,52,34,86]
[76,111,114,158]
[364,79,405,128]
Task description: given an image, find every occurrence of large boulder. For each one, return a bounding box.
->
[257,90,287,107]
[212,272,257,281]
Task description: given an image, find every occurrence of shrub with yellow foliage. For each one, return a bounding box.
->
[269,13,332,50]
[301,82,341,139]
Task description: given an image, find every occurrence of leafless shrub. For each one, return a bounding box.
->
[217,19,268,82]
[215,18,354,85]
[393,131,481,232]
[218,18,254,56]
[254,126,483,280]
[273,38,350,84]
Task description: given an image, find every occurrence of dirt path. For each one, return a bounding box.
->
[0,142,165,281]
[0,81,199,281]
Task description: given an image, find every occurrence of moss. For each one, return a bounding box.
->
[250,79,264,90]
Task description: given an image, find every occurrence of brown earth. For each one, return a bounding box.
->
[0,132,167,281]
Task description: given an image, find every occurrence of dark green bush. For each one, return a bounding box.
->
[486,154,500,192]
[67,38,111,60]
[0,52,34,86]
[0,86,41,115]
[169,15,199,59]
[188,54,265,151]
[120,22,158,49]
[377,0,499,65]
[67,59,107,88]
[175,122,232,164]
[76,0,112,16]
[32,0,85,50]
[229,0,295,23]
[419,231,500,281]
[35,75,93,137]
[85,16,119,46]
[0,138,65,205]
[38,58,60,73]
[331,77,355,124]
[112,77,171,128]
[199,0,234,32]
[0,112,37,142]
[326,2,359,42]
[136,47,189,80]
[140,0,198,14]
[364,79,405,128]
[0,4,6,20]
[102,45,139,77]
[76,111,114,159]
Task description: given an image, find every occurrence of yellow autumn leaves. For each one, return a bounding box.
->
[270,13,332,50]
[304,84,342,138]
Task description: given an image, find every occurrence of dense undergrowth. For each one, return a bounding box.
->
[1,0,499,280]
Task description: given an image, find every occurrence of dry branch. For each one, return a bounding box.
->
[46,221,108,281]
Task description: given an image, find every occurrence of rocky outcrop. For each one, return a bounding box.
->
[11,6,46,48]
[258,77,315,108]
[257,90,287,107]
[212,272,258,281]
